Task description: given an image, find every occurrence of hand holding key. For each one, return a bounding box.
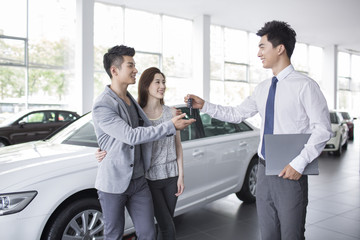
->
[184,94,205,110]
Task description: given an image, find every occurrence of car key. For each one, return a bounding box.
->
[187,98,193,116]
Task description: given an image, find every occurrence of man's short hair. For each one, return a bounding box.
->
[103,45,135,79]
[256,21,297,59]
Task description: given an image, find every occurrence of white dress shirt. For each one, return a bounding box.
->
[202,64,332,174]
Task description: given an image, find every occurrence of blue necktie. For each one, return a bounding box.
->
[261,76,278,159]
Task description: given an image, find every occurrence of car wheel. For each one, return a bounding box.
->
[349,132,354,141]
[333,136,342,156]
[236,157,258,203]
[0,139,8,147]
[44,198,104,240]
[342,139,348,150]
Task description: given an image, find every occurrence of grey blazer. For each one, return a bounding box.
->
[92,86,176,193]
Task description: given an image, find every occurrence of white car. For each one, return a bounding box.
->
[0,106,260,240]
[323,111,348,156]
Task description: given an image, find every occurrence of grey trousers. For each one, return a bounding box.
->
[98,176,156,240]
[256,161,308,240]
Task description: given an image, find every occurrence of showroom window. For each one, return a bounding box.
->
[0,0,27,115]
[292,43,323,88]
[211,26,299,105]
[337,52,360,116]
[93,3,192,105]
[210,26,272,105]
[210,27,324,106]
[93,3,124,98]
[0,0,76,119]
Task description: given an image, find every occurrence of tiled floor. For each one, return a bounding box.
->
[175,121,360,240]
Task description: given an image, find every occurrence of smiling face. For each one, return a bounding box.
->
[111,55,138,85]
[257,35,281,69]
[148,73,166,100]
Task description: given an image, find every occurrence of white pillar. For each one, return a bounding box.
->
[192,15,211,101]
[322,45,337,110]
[75,0,94,115]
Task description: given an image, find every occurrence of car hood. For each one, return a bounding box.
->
[331,124,338,131]
[0,141,96,192]
[0,125,12,130]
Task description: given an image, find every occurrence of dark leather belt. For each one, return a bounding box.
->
[259,158,266,166]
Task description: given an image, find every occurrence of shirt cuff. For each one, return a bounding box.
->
[201,101,216,115]
[289,156,308,174]
[201,101,209,112]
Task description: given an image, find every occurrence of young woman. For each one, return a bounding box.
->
[97,67,184,240]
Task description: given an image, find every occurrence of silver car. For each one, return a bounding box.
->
[0,106,260,240]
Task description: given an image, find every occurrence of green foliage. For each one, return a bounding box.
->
[0,37,72,101]
[0,66,25,99]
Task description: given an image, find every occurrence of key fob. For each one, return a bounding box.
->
[187,98,193,116]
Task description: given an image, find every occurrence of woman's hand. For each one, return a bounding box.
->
[95,149,107,162]
[175,176,185,197]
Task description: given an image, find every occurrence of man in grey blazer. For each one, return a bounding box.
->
[92,45,195,240]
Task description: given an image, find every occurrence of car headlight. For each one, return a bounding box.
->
[0,191,37,216]
[332,130,337,137]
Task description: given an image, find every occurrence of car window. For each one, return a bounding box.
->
[201,113,238,137]
[62,121,98,147]
[20,111,57,123]
[45,112,56,122]
[20,112,47,123]
[236,122,253,132]
[178,107,203,142]
[58,112,78,122]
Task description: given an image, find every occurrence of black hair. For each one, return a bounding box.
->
[103,45,135,79]
[256,20,297,59]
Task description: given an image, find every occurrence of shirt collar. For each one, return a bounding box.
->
[275,64,294,82]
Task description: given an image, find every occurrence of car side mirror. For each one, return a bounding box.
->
[18,121,26,128]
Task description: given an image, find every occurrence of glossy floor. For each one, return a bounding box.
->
[175,122,360,240]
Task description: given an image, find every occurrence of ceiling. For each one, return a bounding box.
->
[101,0,360,54]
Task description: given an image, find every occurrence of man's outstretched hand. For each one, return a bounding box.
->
[172,113,196,130]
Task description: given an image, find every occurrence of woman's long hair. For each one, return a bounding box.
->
[138,67,165,108]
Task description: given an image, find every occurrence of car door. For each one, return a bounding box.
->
[175,107,209,212]
[200,113,255,197]
[10,111,58,144]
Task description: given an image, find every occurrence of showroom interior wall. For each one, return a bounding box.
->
[1,0,359,116]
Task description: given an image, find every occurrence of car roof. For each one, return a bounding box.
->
[0,109,79,126]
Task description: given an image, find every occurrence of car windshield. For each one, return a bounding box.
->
[330,112,339,124]
[47,112,93,144]
[0,110,30,126]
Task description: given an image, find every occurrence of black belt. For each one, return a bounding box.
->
[259,158,266,166]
